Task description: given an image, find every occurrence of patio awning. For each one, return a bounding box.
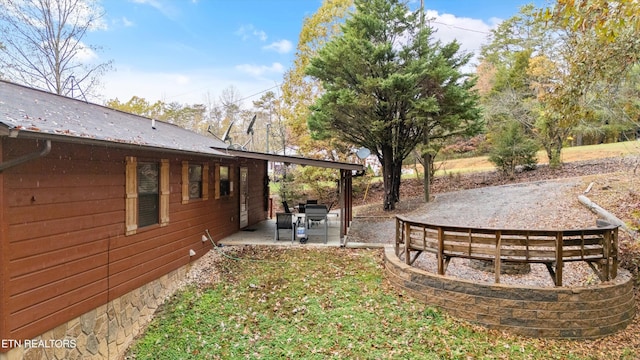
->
[220,148,364,241]
[219,148,365,171]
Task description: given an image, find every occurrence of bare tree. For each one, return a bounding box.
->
[0,0,112,98]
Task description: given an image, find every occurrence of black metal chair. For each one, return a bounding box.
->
[274,212,295,242]
[325,201,338,217]
[306,199,318,205]
[282,201,293,214]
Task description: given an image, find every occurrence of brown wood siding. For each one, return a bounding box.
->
[4,140,114,340]
[0,138,7,341]
[2,138,262,344]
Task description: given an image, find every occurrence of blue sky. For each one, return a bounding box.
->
[88,0,547,107]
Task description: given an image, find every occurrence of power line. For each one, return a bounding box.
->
[165,83,281,111]
[431,20,492,35]
[236,84,281,104]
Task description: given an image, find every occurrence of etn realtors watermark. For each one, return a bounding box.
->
[2,338,77,349]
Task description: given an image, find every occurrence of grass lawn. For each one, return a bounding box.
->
[434,140,640,175]
[126,247,631,359]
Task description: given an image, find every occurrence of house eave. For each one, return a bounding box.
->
[3,128,235,159]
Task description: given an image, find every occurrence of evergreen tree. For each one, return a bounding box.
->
[306,0,481,210]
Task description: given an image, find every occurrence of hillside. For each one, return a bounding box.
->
[355,155,638,214]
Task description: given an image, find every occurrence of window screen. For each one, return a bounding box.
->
[220,165,230,196]
[138,162,159,227]
[189,164,203,199]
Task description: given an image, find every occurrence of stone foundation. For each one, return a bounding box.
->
[1,260,196,360]
[384,246,636,339]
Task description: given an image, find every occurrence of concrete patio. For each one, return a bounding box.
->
[218,212,344,247]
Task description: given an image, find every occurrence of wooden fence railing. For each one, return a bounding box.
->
[395,215,619,286]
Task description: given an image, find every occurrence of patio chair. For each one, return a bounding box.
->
[325,201,338,218]
[282,201,293,214]
[304,204,328,244]
[298,203,306,213]
[306,199,318,205]
[275,212,295,242]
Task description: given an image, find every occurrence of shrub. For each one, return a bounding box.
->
[488,121,539,177]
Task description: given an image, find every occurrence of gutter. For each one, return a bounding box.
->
[14,130,235,159]
[0,139,51,172]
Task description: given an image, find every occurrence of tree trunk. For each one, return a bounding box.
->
[423,152,431,202]
[382,145,396,211]
[392,160,402,204]
[543,137,563,169]
[549,136,563,168]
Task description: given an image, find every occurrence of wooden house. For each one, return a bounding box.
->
[0,80,361,358]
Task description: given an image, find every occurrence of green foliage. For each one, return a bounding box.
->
[280,0,353,155]
[278,165,373,207]
[295,166,339,203]
[479,5,557,167]
[306,0,482,209]
[481,2,640,170]
[106,96,209,134]
[127,247,618,359]
[531,0,640,164]
[488,121,539,176]
[277,166,339,206]
[538,0,640,42]
[277,173,304,204]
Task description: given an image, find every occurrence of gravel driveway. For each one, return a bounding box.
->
[348,178,597,244]
[347,178,605,287]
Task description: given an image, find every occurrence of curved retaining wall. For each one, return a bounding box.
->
[383,246,636,339]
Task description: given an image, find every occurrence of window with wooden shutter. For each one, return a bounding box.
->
[182,161,205,203]
[220,165,230,196]
[189,164,203,199]
[126,157,168,234]
[138,162,159,228]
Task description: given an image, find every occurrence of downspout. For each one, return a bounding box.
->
[0,139,51,172]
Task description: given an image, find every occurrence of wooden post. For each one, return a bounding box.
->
[467,228,472,257]
[494,230,501,284]
[612,227,618,279]
[395,217,401,256]
[437,227,444,275]
[604,229,610,281]
[404,220,411,265]
[339,170,345,239]
[556,232,563,287]
[423,226,427,253]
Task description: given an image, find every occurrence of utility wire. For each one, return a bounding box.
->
[431,20,492,35]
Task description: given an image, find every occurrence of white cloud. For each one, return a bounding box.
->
[122,17,134,27]
[263,40,293,54]
[73,40,99,63]
[425,10,498,67]
[235,24,267,42]
[235,63,285,77]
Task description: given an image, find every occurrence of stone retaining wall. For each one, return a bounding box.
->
[384,246,636,339]
[1,260,193,360]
